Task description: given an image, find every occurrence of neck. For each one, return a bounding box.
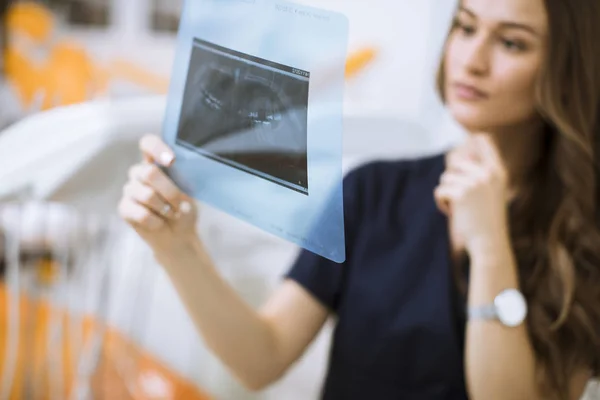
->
[473,118,546,191]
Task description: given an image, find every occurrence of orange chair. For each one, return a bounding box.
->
[0,284,213,400]
[5,2,102,110]
[38,42,97,109]
[3,45,43,107]
[4,2,52,108]
[5,1,53,44]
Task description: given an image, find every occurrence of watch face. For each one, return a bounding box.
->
[495,289,527,327]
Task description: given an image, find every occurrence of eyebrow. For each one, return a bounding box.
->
[458,6,540,37]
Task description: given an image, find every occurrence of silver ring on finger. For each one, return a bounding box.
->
[161,203,171,216]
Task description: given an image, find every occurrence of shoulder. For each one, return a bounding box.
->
[345,152,447,184]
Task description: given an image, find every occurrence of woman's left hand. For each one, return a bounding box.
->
[434,134,511,258]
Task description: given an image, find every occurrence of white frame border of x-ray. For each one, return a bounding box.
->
[161,0,350,262]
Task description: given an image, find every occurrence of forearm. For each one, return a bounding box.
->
[466,236,540,400]
[154,237,284,390]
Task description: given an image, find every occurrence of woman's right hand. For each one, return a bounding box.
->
[118,134,199,255]
[117,142,329,392]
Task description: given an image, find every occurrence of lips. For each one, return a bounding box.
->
[452,82,489,100]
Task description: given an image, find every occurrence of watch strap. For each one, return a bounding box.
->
[467,304,497,321]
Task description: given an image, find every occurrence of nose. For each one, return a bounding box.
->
[461,36,490,77]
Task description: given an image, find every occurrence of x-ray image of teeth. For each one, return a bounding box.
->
[176,38,311,195]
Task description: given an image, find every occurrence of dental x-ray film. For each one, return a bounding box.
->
[162,0,349,262]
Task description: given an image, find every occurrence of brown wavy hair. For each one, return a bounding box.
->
[437,0,600,398]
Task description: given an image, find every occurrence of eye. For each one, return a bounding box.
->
[501,38,527,52]
[453,19,476,36]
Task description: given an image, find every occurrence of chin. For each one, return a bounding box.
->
[448,104,501,133]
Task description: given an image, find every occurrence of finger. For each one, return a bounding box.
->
[465,136,482,158]
[446,147,477,170]
[439,171,472,188]
[435,193,451,216]
[118,198,165,231]
[128,163,183,210]
[446,155,485,178]
[139,134,175,166]
[434,185,458,216]
[178,199,194,216]
[123,180,177,220]
[472,134,502,167]
[434,188,451,215]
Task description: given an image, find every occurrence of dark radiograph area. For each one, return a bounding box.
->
[176,38,310,194]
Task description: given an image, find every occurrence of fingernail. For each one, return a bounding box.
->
[180,201,192,214]
[160,152,174,166]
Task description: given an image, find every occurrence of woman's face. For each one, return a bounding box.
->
[444,0,548,132]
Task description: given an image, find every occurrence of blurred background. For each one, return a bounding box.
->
[0,1,475,399]
[0,0,464,141]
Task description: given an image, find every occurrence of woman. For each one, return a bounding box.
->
[119,0,600,398]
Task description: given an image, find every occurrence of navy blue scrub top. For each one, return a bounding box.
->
[286,152,470,399]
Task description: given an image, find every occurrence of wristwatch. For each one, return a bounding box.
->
[468,288,528,327]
